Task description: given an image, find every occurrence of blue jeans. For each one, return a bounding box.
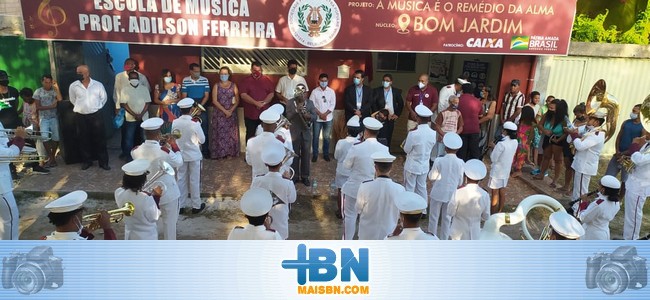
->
[121,120,143,160]
[312,121,332,157]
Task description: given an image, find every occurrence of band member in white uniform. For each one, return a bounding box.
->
[428,132,464,240]
[578,175,621,240]
[341,117,387,240]
[386,191,438,240]
[251,143,297,239]
[623,136,650,240]
[570,112,606,201]
[0,125,25,240]
[115,159,162,240]
[449,159,490,240]
[132,117,183,240]
[489,121,519,214]
[246,109,285,179]
[43,191,117,240]
[356,151,404,240]
[334,115,361,218]
[255,104,294,169]
[403,104,436,205]
[227,188,283,240]
[548,211,585,240]
[173,98,206,214]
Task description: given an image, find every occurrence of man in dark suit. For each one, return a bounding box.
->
[343,70,372,121]
[371,73,404,149]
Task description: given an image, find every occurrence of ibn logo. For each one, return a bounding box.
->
[510,36,529,50]
[282,244,369,285]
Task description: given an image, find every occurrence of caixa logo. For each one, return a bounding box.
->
[282,244,369,285]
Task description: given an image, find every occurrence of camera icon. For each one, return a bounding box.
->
[2,246,63,295]
[586,246,647,295]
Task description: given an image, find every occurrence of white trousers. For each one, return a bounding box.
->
[404,170,428,205]
[178,160,202,209]
[428,200,450,240]
[572,172,591,201]
[624,190,648,240]
[158,198,179,240]
[342,193,358,240]
[0,192,18,240]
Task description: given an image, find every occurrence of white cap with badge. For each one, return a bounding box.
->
[141,117,164,130]
[262,143,285,166]
[269,104,285,115]
[363,117,383,130]
[240,188,273,217]
[457,78,470,85]
[443,132,463,150]
[121,159,151,176]
[45,191,88,213]
[371,150,396,163]
[415,104,433,117]
[549,211,585,239]
[464,159,487,181]
[600,175,621,189]
[503,121,518,131]
[178,98,195,108]
[395,191,428,214]
[347,115,360,127]
[259,109,281,124]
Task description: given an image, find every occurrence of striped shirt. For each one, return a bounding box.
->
[502,91,525,121]
[181,76,210,100]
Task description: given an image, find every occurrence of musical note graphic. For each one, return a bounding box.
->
[37,0,67,37]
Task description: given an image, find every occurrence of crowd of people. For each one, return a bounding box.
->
[0,60,648,241]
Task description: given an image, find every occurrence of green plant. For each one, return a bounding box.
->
[572,11,619,43]
[619,9,650,44]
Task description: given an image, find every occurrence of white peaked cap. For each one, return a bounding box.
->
[503,121,518,131]
[45,191,88,213]
[260,110,280,124]
[177,98,195,108]
[395,191,427,214]
[371,150,396,163]
[550,211,585,239]
[262,143,285,166]
[121,159,151,176]
[464,159,487,180]
[600,175,621,189]
[443,132,463,150]
[347,115,361,127]
[141,117,164,130]
[415,104,433,117]
[240,188,273,217]
[363,117,383,130]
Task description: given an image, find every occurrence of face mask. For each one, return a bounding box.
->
[163,76,172,83]
[319,81,328,88]
[129,79,139,86]
[631,113,639,119]
[451,105,458,109]
[252,70,261,78]
[74,215,83,235]
[220,74,229,82]
[383,81,391,88]
[288,68,297,75]
[78,74,85,82]
[479,91,485,98]
[418,82,426,89]
[576,116,585,122]
[353,78,361,85]
[0,80,8,86]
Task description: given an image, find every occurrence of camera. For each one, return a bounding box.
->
[586,246,647,295]
[2,246,63,295]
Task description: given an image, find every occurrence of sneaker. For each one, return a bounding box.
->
[32,165,50,175]
[192,203,206,214]
[530,169,541,176]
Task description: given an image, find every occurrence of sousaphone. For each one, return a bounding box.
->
[585,79,620,143]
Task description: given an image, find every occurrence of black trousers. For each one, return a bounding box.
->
[377,120,395,149]
[291,130,312,180]
[244,117,261,141]
[458,133,480,162]
[75,111,108,166]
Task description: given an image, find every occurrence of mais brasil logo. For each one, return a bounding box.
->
[511,36,529,50]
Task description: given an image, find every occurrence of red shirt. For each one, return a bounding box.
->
[457,93,482,134]
[239,75,275,120]
[406,85,438,119]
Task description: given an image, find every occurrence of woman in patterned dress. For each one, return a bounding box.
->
[210,66,240,159]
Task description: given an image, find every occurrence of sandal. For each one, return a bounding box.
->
[549,182,557,188]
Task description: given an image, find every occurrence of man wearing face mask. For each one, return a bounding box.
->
[343,70,372,122]
[240,61,275,141]
[43,191,116,240]
[113,58,150,116]
[286,84,317,186]
[405,73,439,131]
[438,77,469,115]
[309,73,336,162]
[276,59,308,106]
[371,74,404,149]
[605,104,645,197]
[117,71,151,162]
[181,63,211,158]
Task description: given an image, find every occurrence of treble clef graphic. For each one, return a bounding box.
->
[37,0,67,37]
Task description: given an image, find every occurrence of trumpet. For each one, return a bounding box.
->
[281,147,299,180]
[142,161,175,193]
[161,128,181,142]
[0,146,48,163]
[82,202,135,231]
[0,128,52,141]
[190,103,206,122]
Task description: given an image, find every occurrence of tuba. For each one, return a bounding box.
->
[142,161,175,193]
[619,93,650,172]
[82,202,135,232]
[585,79,620,143]
[479,195,566,240]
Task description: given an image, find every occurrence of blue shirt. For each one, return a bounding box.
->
[181,76,210,100]
[619,119,644,152]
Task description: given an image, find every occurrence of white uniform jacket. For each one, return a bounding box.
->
[437,84,459,113]
[571,129,605,176]
[227,224,283,240]
[404,124,437,175]
[44,232,87,240]
[385,227,439,240]
[251,172,297,239]
[579,195,620,240]
[448,183,490,240]
[246,132,284,178]
[334,136,357,188]
[356,177,404,240]
[0,123,20,194]
[171,115,205,162]
[628,143,650,196]
[428,153,464,203]
[489,136,518,180]
[115,188,161,240]
[341,138,388,198]
[131,140,183,204]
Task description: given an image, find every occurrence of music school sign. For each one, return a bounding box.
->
[21,0,576,55]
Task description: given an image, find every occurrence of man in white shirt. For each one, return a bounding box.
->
[386,191,438,240]
[275,59,308,105]
[227,188,283,240]
[246,110,285,179]
[309,73,336,162]
[251,143,297,239]
[356,151,404,240]
[341,117,388,239]
[489,121,519,214]
[69,65,110,171]
[172,98,206,214]
[438,77,468,114]
[113,58,150,112]
[117,71,151,162]
[404,104,437,206]
[570,112,606,201]
[623,135,650,240]
[449,159,490,240]
[428,132,465,240]
[371,74,404,148]
[334,115,361,219]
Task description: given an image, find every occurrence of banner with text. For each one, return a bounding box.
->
[21,0,576,55]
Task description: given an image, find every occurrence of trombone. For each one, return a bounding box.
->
[0,128,52,141]
[0,146,48,163]
[82,202,135,231]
